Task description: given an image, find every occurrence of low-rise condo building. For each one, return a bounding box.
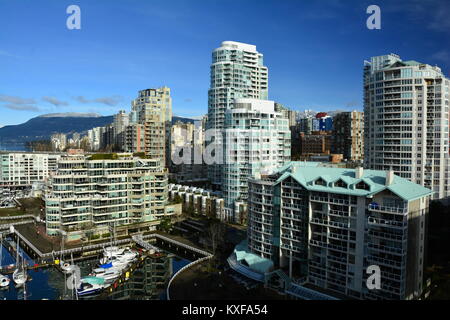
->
[0,152,61,187]
[44,153,174,240]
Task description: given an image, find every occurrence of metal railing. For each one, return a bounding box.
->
[368,204,407,214]
[166,254,213,300]
[0,214,36,221]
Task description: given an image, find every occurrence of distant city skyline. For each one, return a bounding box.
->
[1,0,449,126]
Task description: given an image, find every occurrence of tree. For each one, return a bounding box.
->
[185,203,195,217]
[239,206,248,225]
[79,137,91,152]
[158,217,172,233]
[206,220,226,258]
[173,194,183,204]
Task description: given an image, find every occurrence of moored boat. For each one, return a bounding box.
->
[77,276,106,297]
[89,267,121,281]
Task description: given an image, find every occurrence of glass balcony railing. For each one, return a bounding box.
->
[368,204,407,214]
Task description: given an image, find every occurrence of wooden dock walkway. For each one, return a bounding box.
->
[4,227,211,262]
[0,262,54,275]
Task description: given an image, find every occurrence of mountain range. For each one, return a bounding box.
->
[0,113,196,146]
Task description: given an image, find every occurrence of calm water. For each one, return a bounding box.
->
[0,243,190,300]
[0,144,28,152]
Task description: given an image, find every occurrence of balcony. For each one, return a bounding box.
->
[368,204,407,214]
[368,217,407,229]
[368,242,405,255]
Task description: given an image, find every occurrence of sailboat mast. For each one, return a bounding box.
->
[23,281,27,300]
[16,239,19,266]
[0,234,3,267]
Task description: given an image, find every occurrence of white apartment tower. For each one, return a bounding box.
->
[364,54,450,201]
[207,41,269,189]
[223,98,291,222]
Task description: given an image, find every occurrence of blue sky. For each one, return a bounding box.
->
[0,0,449,126]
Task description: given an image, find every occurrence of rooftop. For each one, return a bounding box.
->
[272,161,433,201]
[233,240,273,274]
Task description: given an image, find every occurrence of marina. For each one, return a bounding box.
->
[0,227,207,300]
[0,239,192,300]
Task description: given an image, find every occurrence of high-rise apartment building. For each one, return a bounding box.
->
[275,103,297,129]
[170,121,207,183]
[332,111,364,162]
[298,117,314,135]
[50,133,67,152]
[207,41,269,189]
[231,162,432,300]
[364,54,450,200]
[222,98,290,222]
[44,153,170,239]
[299,132,332,155]
[123,123,145,153]
[131,87,172,167]
[114,110,129,147]
[87,127,105,151]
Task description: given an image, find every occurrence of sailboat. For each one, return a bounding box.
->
[59,234,76,274]
[12,240,27,286]
[0,235,10,289]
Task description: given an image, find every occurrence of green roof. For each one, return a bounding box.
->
[234,240,273,274]
[274,162,432,201]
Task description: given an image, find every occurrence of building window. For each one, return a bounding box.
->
[355,181,370,190]
[335,179,348,188]
[314,178,326,186]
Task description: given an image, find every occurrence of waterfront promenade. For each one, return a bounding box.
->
[3,222,210,263]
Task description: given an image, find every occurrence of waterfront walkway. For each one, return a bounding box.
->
[132,234,161,252]
[3,223,211,263]
[168,260,288,300]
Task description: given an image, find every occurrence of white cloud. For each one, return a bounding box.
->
[0,94,36,105]
[2,104,40,111]
[74,95,123,106]
[42,96,69,107]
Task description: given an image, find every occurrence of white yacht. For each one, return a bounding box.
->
[77,277,106,297]
[89,267,121,281]
[100,247,138,265]
[103,246,125,258]
[99,255,130,269]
